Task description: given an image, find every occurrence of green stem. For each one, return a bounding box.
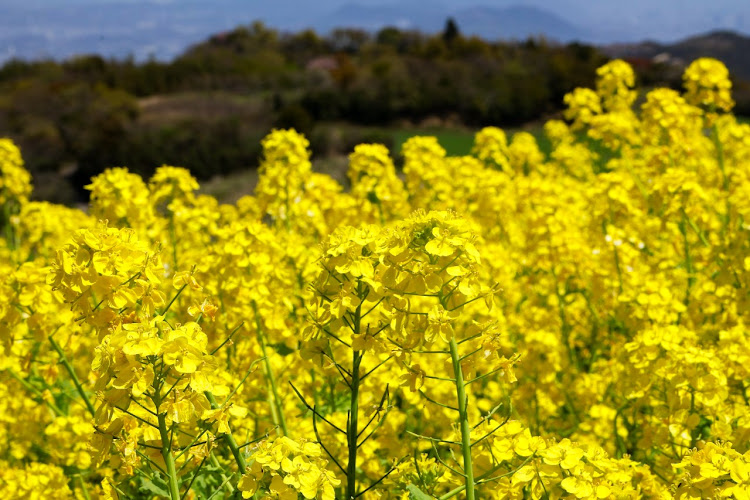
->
[6,369,65,416]
[679,214,694,309]
[209,453,236,493]
[346,351,363,499]
[284,182,292,232]
[162,283,187,316]
[449,336,475,500]
[205,392,247,471]
[169,213,178,271]
[438,455,533,499]
[78,476,92,500]
[712,123,728,192]
[552,269,579,369]
[2,202,18,252]
[612,246,624,294]
[48,336,96,417]
[711,123,731,236]
[157,409,181,500]
[252,303,288,436]
[153,374,181,500]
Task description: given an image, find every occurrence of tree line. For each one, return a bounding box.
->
[0,21,613,202]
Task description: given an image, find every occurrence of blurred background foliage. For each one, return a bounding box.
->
[1,20,747,204]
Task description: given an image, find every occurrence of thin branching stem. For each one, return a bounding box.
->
[252,302,288,436]
[162,283,187,315]
[359,356,392,382]
[449,336,476,500]
[355,459,404,498]
[205,392,246,470]
[210,322,244,355]
[290,382,347,434]
[418,389,459,411]
[312,406,347,475]
[48,335,96,417]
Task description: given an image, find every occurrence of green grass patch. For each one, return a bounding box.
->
[391,124,550,157]
[391,128,477,156]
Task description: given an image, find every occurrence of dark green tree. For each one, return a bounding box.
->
[442,17,460,44]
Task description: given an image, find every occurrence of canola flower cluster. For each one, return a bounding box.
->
[0,57,749,499]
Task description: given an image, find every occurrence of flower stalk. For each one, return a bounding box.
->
[346,350,363,499]
[49,335,96,417]
[155,379,181,500]
[449,336,476,500]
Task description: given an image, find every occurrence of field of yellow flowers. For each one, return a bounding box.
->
[1,57,749,499]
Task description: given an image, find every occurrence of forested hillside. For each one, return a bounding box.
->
[3,22,750,204]
[0,22,606,202]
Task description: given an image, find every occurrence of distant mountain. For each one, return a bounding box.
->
[0,1,590,63]
[1,0,749,63]
[313,2,447,33]
[316,3,591,41]
[604,30,750,79]
[450,5,590,42]
[0,1,235,61]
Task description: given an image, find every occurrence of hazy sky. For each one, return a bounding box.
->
[1,0,749,62]
[3,0,749,41]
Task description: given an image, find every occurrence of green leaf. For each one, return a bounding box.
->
[407,484,435,500]
[139,476,171,497]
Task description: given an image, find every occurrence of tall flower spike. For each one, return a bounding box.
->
[683,57,734,113]
[48,221,164,335]
[0,138,32,208]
